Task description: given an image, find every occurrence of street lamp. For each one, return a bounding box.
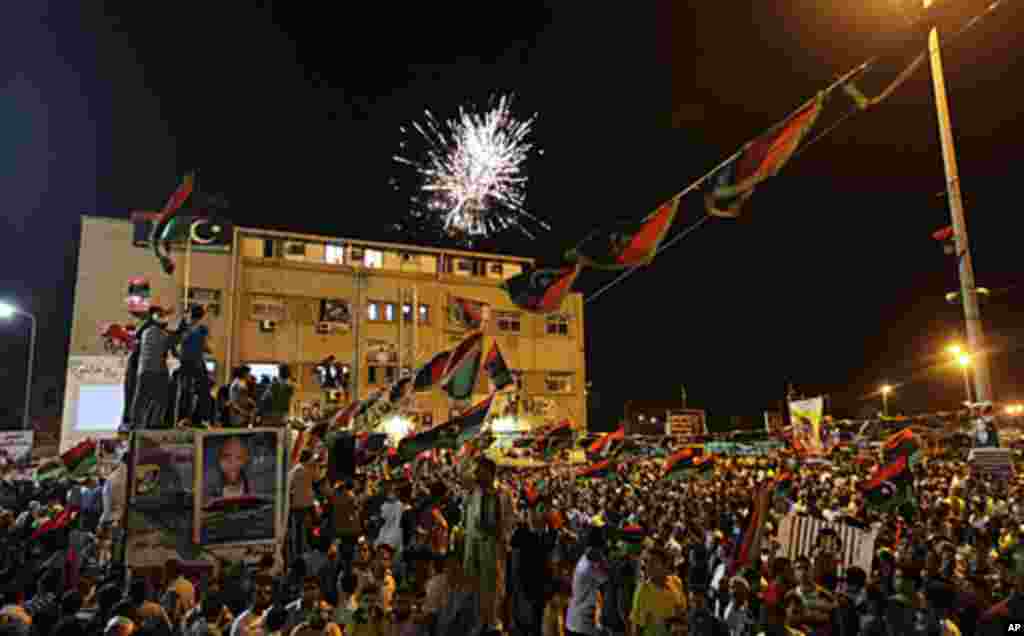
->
[0,302,37,430]
[957,353,973,404]
[880,385,892,417]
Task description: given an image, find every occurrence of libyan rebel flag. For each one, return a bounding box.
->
[859,455,915,514]
[62,438,97,479]
[484,342,514,391]
[586,425,625,462]
[662,448,714,482]
[566,198,680,270]
[705,93,824,218]
[577,458,618,481]
[413,351,451,392]
[502,265,580,314]
[883,427,923,468]
[392,394,494,466]
[440,332,483,400]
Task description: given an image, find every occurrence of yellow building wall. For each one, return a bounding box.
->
[70,217,233,375]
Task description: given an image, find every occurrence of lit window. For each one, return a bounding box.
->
[325,244,345,264]
[418,304,430,324]
[367,302,379,322]
[546,314,569,336]
[384,303,395,322]
[496,311,521,333]
[402,303,413,323]
[545,372,573,394]
[283,242,307,261]
[364,249,383,268]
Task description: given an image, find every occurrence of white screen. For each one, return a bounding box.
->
[75,385,123,431]
[246,363,280,382]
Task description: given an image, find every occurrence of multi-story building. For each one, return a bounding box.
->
[62,215,587,449]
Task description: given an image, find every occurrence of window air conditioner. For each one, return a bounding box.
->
[316,322,330,335]
[259,320,276,332]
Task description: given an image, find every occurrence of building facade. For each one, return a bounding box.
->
[63,216,587,448]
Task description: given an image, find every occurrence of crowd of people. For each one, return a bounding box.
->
[0,414,1021,636]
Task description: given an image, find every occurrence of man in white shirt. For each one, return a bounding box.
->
[374,482,404,555]
[566,527,610,636]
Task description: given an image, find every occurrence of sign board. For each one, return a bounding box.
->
[666,409,706,436]
[61,355,128,453]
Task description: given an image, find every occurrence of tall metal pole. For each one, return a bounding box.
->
[22,312,36,431]
[352,266,364,403]
[962,364,973,404]
[882,391,888,418]
[925,2,993,402]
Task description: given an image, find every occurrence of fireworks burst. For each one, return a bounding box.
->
[393,94,548,244]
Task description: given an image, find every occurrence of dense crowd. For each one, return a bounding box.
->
[0,424,1022,636]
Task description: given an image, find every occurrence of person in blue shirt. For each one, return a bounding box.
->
[178,305,213,426]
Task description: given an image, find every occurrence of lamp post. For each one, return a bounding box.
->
[924,0,993,403]
[881,385,892,417]
[0,302,37,430]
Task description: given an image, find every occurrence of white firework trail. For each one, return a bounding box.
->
[394,94,548,242]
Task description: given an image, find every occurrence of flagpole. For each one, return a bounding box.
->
[924,0,993,403]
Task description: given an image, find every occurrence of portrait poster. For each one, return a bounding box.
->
[789,396,825,455]
[194,429,284,546]
[125,430,197,569]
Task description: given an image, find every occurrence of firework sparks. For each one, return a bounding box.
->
[394,94,548,243]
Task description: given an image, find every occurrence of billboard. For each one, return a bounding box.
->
[124,429,287,572]
[666,409,706,436]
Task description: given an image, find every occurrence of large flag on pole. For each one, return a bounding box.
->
[565,198,680,270]
[502,266,580,314]
[439,332,484,400]
[859,455,915,514]
[705,94,824,218]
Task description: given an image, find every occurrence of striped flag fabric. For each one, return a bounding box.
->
[483,342,515,391]
[501,265,580,314]
[883,428,922,467]
[566,198,681,270]
[439,332,484,400]
[576,458,617,481]
[61,439,97,479]
[413,351,451,392]
[705,94,824,218]
[775,512,878,577]
[587,425,625,460]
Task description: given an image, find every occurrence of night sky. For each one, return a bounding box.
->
[2,0,1022,430]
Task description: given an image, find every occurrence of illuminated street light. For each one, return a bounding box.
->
[958,354,970,367]
[0,302,36,430]
[947,344,962,356]
[881,385,892,417]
